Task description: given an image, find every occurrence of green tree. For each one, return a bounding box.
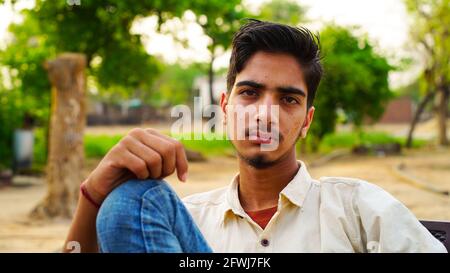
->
[257,0,307,25]
[254,2,392,151]
[310,25,393,150]
[0,11,54,170]
[150,62,207,106]
[195,0,247,104]
[404,0,450,146]
[0,0,244,168]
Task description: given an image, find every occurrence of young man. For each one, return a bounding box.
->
[64,20,446,253]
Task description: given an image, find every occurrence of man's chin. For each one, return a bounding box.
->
[231,140,289,169]
[236,152,279,169]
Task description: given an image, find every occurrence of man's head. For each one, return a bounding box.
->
[220,20,323,169]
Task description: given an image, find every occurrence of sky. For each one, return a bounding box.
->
[0,0,417,88]
[300,0,410,51]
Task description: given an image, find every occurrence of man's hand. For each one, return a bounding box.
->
[84,128,188,204]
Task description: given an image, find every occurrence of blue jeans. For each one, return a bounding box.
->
[96,179,213,253]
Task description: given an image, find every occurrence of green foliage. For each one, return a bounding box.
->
[0,0,245,167]
[257,0,306,25]
[1,0,399,167]
[404,0,450,85]
[150,63,207,106]
[25,0,170,91]
[395,80,423,103]
[0,88,24,169]
[93,41,161,90]
[310,25,394,149]
[194,0,246,52]
[32,127,47,169]
[0,13,53,169]
[0,12,52,168]
[403,0,449,146]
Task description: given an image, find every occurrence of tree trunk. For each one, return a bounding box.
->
[437,87,449,146]
[406,91,435,148]
[31,53,87,219]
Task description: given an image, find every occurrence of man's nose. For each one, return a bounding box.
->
[255,94,277,127]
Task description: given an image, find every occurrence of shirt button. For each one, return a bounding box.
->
[260,239,270,247]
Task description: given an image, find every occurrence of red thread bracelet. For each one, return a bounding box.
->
[80,182,101,209]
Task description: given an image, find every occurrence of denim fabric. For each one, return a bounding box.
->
[96,179,212,253]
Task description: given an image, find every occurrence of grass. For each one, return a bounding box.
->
[169,132,234,156]
[31,128,428,173]
[85,132,235,158]
[318,131,427,153]
[32,129,124,170]
[84,134,123,158]
[33,130,234,164]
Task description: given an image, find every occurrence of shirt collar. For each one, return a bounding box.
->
[221,160,313,223]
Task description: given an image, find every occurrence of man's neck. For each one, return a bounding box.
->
[237,150,300,212]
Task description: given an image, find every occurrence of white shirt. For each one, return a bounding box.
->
[182,161,446,253]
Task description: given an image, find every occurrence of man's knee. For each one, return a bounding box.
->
[97,178,172,223]
[106,179,171,202]
[96,179,172,251]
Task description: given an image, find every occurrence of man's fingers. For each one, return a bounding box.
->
[130,129,176,178]
[173,140,189,182]
[119,149,150,180]
[123,135,163,179]
[146,128,189,182]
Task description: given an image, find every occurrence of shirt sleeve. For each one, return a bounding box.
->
[353,181,447,253]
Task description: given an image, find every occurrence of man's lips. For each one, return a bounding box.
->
[247,130,277,144]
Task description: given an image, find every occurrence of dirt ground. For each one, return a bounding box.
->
[0,147,449,253]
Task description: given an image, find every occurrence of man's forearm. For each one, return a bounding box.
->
[63,182,103,252]
[63,188,102,253]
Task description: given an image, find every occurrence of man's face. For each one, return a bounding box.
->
[221,51,315,168]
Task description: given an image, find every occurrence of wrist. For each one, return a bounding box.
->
[81,178,107,207]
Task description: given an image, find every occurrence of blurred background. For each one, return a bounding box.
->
[0,0,449,252]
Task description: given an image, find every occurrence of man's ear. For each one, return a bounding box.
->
[220,92,228,125]
[300,106,315,138]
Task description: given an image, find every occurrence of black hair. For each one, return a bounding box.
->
[227,19,323,108]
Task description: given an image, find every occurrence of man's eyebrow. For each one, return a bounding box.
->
[235,80,266,89]
[277,86,306,97]
[235,80,306,97]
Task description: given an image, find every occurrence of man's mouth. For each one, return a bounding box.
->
[247,130,278,144]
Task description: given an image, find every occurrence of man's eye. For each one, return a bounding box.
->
[281,96,299,104]
[241,90,258,97]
